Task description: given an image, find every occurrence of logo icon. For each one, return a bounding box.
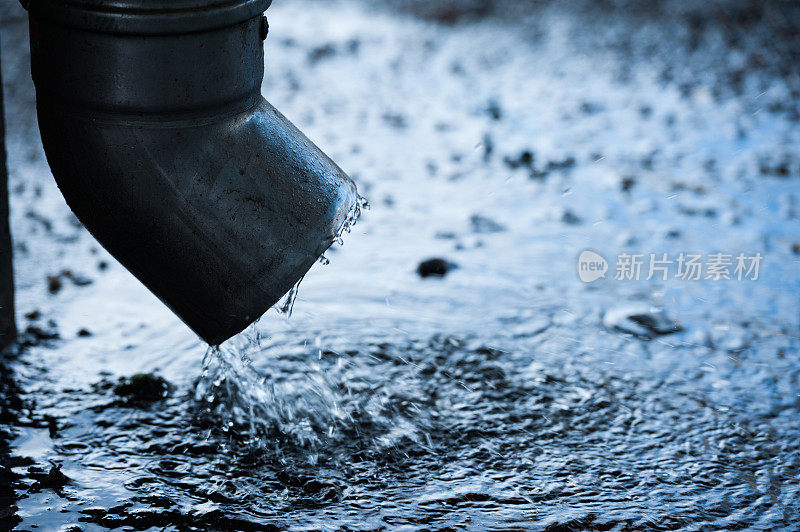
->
[577,250,608,283]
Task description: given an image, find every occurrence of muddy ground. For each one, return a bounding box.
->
[1,0,799,530]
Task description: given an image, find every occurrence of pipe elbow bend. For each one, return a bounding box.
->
[38,98,357,345]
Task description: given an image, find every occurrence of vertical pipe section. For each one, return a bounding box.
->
[0,42,17,352]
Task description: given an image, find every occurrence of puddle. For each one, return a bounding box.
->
[2,0,799,529]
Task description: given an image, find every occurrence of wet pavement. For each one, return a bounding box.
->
[1,0,799,530]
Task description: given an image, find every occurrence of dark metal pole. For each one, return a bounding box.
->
[0,40,17,352]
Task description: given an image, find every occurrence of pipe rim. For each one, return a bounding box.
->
[27,0,272,34]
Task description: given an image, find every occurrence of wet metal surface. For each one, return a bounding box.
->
[27,0,356,345]
[1,0,799,529]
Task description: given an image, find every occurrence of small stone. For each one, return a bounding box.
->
[114,373,174,403]
[621,176,636,191]
[77,329,92,337]
[481,132,494,161]
[417,258,456,278]
[29,463,70,492]
[486,99,502,120]
[46,270,93,294]
[470,214,506,234]
[47,275,63,294]
[63,270,93,287]
[21,325,59,343]
[758,152,795,178]
[579,101,604,115]
[603,305,682,339]
[561,210,582,225]
[382,112,407,129]
[308,43,336,64]
[503,150,534,170]
[394,0,491,24]
[546,157,576,171]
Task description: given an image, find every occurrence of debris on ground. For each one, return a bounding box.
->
[47,269,94,294]
[416,258,457,278]
[560,210,582,225]
[27,462,70,493]
[470,214,506,233]
[603,305,683,339]
[15,324,60,350]
[113,373,174,404]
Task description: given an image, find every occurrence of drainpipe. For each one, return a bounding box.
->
[0,43,17,353]
[23,0,358,345]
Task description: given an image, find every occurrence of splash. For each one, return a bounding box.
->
[193,328,429,452]
[194,335,338,449]
[192,193,428,451]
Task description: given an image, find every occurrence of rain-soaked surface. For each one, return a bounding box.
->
[2,0,800,529]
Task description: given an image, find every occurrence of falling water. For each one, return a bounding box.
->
[336,195,370,246]
[194,194,388,450]
[275,195,368,318]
